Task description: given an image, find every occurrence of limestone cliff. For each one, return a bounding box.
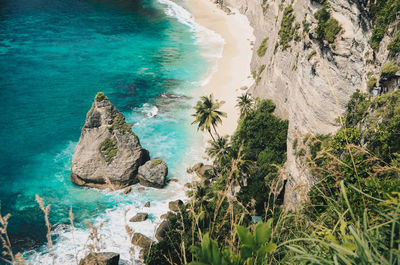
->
[71,92,150,189]
[223,0,400,209]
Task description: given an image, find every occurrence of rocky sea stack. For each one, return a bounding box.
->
[71,92,167,189]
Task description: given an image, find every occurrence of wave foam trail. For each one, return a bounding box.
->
[141,103,159,118]
[157,0,224,65]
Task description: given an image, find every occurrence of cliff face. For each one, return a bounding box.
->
[224,0,400,209]
[71,93,150,189]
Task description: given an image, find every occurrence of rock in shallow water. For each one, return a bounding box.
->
[137,159,168,188]
[79,252,119,265]
[131,233,153,249]
[123,186,132,194]
[155,220,171,241]
[129,213,148,222]
[70,92,151,189]
[169,199,183,212]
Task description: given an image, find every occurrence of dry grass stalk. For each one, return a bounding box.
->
[176,207,187,264]
[0,210,26,265]
[210,146,244,237]
[35,195,55,265]
[85,222,104,253]
[69,207,79,265]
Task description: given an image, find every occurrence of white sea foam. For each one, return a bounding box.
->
[157,0,225,88]
[140,103,159,118]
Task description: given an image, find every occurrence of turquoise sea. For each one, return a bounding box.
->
[0,0,223,263]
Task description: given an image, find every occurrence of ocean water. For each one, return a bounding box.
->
[0,0,223,263]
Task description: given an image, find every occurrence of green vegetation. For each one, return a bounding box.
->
[190,221,276,265]
[278,5,297,50]
[192,94,227,141]
[100,138,118,163]
[253,65,266,85]
[381,61,399,76]
[86,103,95,119]
[367,76,377,91]
[95,92,107,102]
[146,97,288,265]
[145,90,400,265]
[369,0,400,49]
[388,31,400,56]
[314,5,342,43]
[262,3,269,13]
[302,14,310,34]
[273,42,278,54]
[236,93,254,120]
[307,50,316,60]
[151,159,162,168]
[108,112,132,134]
[257,37,269,57]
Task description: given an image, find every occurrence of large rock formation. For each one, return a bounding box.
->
[71,92,150,189]
[137,159,168,188]
[222,0,399,209]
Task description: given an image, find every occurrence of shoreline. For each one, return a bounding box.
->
[188,0,255,139]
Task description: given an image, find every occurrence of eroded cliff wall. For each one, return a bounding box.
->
[224,0,399,209]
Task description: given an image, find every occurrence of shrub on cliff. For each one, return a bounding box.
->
[95,92,107,102]
[381,61,399,77]
[388,31,400,57]
[369,0,400,49]
[278,5,296,50]
[257,37,269,57]
[314,5,342,43]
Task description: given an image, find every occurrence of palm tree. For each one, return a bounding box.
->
[192,94,227,141]
[206,135,231,167]
[236,93,254,119]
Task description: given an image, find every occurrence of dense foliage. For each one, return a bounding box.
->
[388,31,400,57]
[278,5,297,50]
[146,98,288,265]
[314,5,342,43]
[146,90,400,265]
[369,0,400,49]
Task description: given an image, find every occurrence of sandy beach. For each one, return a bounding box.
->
[188,0,255,138]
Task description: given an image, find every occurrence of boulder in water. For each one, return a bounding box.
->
[137,159,168,188]
[155,220,171,241]
[169,200,183,212]
[79,252,119,265]
[160,211,176,220]
[129,213,148,222]
[131,233,153,249]
[71,92,151,189]
[123,186,132,194]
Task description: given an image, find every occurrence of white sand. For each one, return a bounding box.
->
[188,0,255,139]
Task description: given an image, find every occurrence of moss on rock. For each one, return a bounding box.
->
[151,159,163,168]
[95,92,108,102]
[100,137,118,163]
[108,112,132,134]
